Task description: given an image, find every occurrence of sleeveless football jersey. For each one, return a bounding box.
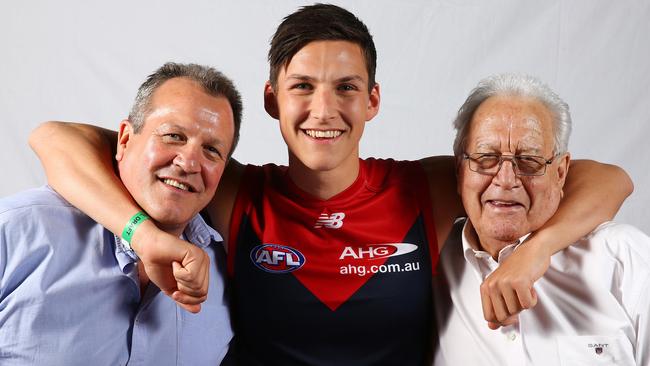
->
[227,158,438,365]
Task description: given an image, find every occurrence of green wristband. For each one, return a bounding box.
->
[121,211,150,248]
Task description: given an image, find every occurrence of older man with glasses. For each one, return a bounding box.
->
[432,73,650,366]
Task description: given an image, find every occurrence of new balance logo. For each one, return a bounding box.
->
[314,212,345,229]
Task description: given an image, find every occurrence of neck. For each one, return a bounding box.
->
[287,154,360,200]
[157,223,186,238]
[465,221,511,261]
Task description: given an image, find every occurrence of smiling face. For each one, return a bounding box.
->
[265,40,380,185]
[458,95,569,255]
[116,77,234,236]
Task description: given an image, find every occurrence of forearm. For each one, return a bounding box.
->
[420,155,465,250]
[29,121,141,235]
[479,160,632,327]
[529,159,633,254]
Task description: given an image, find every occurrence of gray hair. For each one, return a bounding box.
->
[129,62,243,157]
[452,74,571,157]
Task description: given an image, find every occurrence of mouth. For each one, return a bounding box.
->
[485,200,524,209]
[303,129,343,139]
[160,178,195,193]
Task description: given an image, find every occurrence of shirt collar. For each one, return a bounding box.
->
[182,213,223,248]
[460,218,531,278]
[112,214,223,272]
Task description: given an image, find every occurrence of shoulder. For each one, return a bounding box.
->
[362,158,424,186]
[0,186,97,241]
[363,157,418,170]
[584,221,650,265]
[0,187,106,274]
[237,162,287,187]
[0,186,75,220]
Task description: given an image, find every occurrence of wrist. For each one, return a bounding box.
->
[522,231,553,258]
[128,216,157,257]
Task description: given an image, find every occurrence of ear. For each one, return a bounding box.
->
[365,82,381,121]
[115,120,133,162]
[264,81,279,119]
[555,152,571,189]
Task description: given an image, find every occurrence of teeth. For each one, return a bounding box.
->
[163,179,189,191]
[491,200,517,206]
[304,130,342,139]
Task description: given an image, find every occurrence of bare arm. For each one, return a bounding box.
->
[420,155,464,251]
[29,121,211,312]
[30,121,133,233]
[207,158,245,245]
[481,159,633,328]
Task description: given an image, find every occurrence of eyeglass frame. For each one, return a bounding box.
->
[462,152,558,176]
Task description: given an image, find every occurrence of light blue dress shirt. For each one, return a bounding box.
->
[0,186,232,365]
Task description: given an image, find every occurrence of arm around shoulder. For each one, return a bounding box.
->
[207,158,245,244]
[29,121,136,234]
[29,121,213,312]
[520,159,632,258]
[419,155,465,252]
[478,159,633,328]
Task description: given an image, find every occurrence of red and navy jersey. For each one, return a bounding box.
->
[227,158,438,365]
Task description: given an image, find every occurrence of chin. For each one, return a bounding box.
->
[147,208,194,231]
[299,156,341,172]
[484,221,527,243]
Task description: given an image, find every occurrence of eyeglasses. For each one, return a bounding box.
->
[463,152,557,176]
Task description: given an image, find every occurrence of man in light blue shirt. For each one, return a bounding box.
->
[0,62,241,365]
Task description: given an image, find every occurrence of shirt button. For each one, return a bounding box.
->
[508,333,517,341]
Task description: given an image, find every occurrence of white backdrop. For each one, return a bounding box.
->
[2,0,648,234]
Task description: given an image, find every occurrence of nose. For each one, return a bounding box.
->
[173,145,201,174]
[310,87,336,121]
[492,159,520,189]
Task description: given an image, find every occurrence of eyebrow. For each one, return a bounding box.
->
[156,123,187,134]
[285,74,366,83]
[157,123,227,148]
[473,141,544,155]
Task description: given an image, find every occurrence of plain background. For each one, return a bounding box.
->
[2,0,648,234]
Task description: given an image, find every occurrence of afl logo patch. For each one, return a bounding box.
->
[250,244,306,273]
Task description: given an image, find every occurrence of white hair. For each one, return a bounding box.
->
[452,74,572,157]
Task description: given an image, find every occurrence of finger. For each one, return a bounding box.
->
[178,302,202,314]
[516,286,538,310]
[501,314,519,327]
[480,283,496,324]
[489,292,510,323]
[173,261,209,295]
[481,279,510,323]
[501,285,522,316]
[512,278,536,310]
[177,281,209,299]
[172,290,207,308]
[487,321,501,330]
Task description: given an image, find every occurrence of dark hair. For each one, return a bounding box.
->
[129,62,243,157]
[268,3,377,92]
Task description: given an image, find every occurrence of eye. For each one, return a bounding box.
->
[516,155,545,172]
[474,154,500,168]
[337,83,357,92]
[291,82,313,90]
[204,145,224,160]
[162,133,185,143]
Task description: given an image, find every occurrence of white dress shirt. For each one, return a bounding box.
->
[433,219,650,366]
